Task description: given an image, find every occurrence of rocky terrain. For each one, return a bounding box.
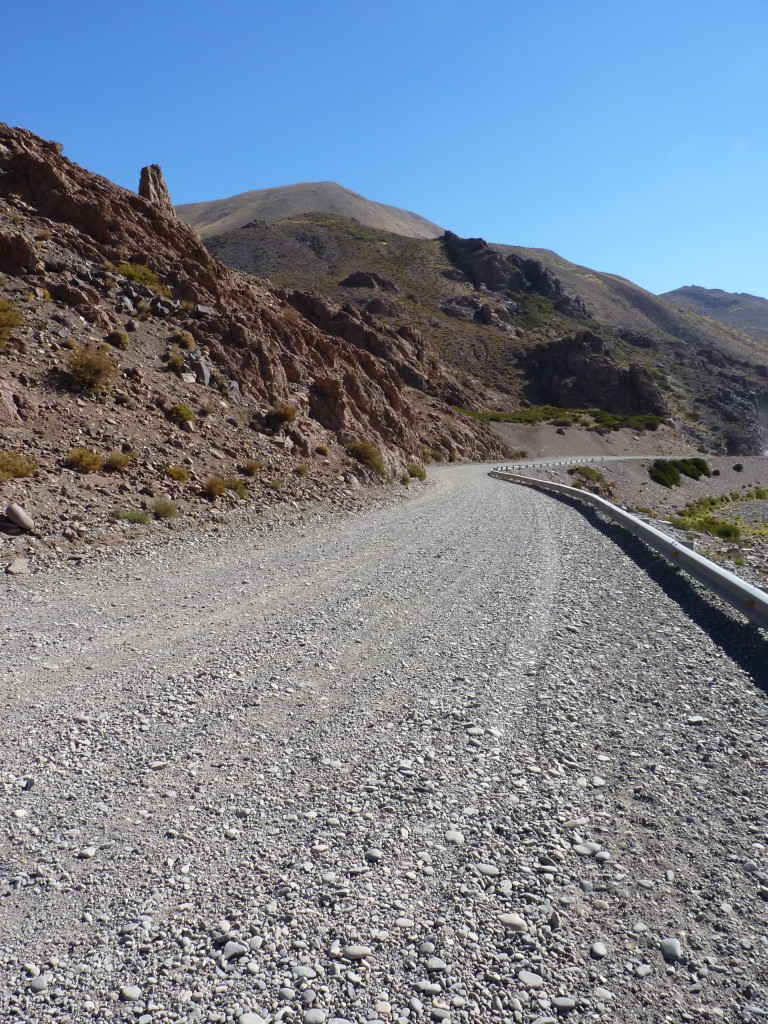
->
[0,125,506,561]
[662,287,768,345]
[2,465,768,1024]
[198,212,768,455]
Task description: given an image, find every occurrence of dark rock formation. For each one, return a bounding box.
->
[519,331,668,415]
[339,271,399,293]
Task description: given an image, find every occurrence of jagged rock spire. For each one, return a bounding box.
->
[138,164,175,217]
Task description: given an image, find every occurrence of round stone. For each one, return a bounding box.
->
[120,985,142,1001]
[343,944,372,960]
[445,830,464,845]
[426,956,448,972]
[636,964,653,978]
[304,1011,326,1024]
[498,913,527,932]
[552,996,576,1011]
[590,942,608,959]
[660,937,683,962]
[517,970,544,989]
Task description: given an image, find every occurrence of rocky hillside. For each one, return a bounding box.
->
[177,181,443,240]
[0,125,505,557]
[201,212,768,454]
[661,285,768,343]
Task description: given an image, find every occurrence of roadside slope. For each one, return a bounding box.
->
[1,466,767,1023]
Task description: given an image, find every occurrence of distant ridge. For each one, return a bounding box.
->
[661,285,768,343]
[177,181,444,240]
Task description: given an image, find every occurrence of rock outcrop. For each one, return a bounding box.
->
[138,164,176,217]
[519,331,669,415]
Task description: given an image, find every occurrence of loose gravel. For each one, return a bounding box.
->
[1,465,767,1024]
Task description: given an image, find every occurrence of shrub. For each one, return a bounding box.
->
[734,463,744,472]
[649,459,680,488]
[66,447,103,473]
[265,401,298,429]
[294,464,308,478]
[203,475,226,498]
[568,465,606,485]
[407,463,427,481]
[167,344,185,370]
[105,330,130,350]
[200,398,217,416]
[168,402,194,425]
[0,299,23,346]
[115,262,170,297]
[0,451,38,482]
[172,330,196,350]
[267,477,282,491]
[225,476,248,498]
[346,440,387,478]
[152,498,180,520]
[115,508,150,525]
[103,451,132,473]
[712,469,720,476]
[315,443,329,457]
[400,473,410,485]
[165,464,190,482]
[65,344,116,393]
[241,458,260,477]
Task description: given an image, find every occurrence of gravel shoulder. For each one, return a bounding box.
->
[2,465,767,1024]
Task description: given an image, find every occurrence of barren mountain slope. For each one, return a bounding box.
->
[0,125,505,561]
[203,213,768,453]
[661,285,768,344]
[177,181,443,240]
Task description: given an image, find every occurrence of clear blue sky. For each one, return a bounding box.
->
[4,1,767,297]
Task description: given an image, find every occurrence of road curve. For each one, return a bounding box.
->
[2,464,767,1023]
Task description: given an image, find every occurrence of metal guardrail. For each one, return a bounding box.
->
[490,469,768,631]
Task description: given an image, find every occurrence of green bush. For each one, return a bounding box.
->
[66,447,103,473]
[407,463,427,481]
[568,465,606,484]
[115,262,170,297]
[0,298,22,346]
[168,402,194,425]
[0,451,37,482]
[315,444,329,457]
[734,463,744,472]
[165,464,190,482]
[649,459,680,488]
[346,440,387,478]
[65,344,117,393]
[115,508,150,525]
[294,464,308,478]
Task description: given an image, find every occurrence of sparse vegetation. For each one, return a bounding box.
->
[103,451,132,473]
[294,464,308,478]
[167,344,185,370]
[346,440,387,477]
[203,475,227,498]
[241,458,260,477]
[115,262,170,297]
[105,329,130,350]
[315,444,329,456]
[0,451,37,482]
[165,464,190,482]
[152,498,180,520]
[0,299,23,347]
[265,401,298,429]
[168,402,194,425]
[407,463,427,481]
[171,330,196,350]
[115,508,151,525]
[455,405,664,433]
[267,477,283,492]
[225,476,248,498]
[200,398,218,416]
[66,447,103,473]
[65,343,117,393]
[568,465,606,485]
[734,463,744,472]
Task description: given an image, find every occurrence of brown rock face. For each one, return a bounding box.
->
[0,230,40,275]
[138,165,176,217]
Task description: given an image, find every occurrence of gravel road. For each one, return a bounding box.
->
[2,465,767,1024]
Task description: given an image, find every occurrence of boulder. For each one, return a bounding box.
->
[6,504,34,532]
[0,230,41,275]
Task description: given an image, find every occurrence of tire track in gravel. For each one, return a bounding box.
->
[2,465,767,1024]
